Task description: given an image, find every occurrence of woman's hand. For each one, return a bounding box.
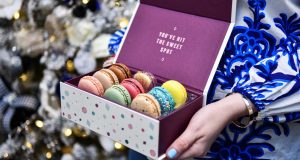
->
[166,93,252,159]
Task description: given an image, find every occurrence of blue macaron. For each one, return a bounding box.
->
[149,87,175,116]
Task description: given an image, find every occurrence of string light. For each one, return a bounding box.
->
[13,11,20,20]
[63,128,72,137]
[66,60,75,72]
[49,35,56,42]
[114,142,125,150]
[19,73,28,82]
[3,153,8,158]
[115,0,121,7]
[35,120,44,128]
[119,18,129,28]
[25,141,32,149]
[45,152,52,159]
[82,0,90,4]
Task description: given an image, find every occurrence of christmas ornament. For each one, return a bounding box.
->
[66,60,75,73]
[14,29,46,57]
[61,154,75,160]
[0,0,23,19]
[38,70,60,118]
[91,34,111,58]
[74,49,96,74]
[0,78,39,132]
[0,48,23,81]
[40,50,67,70]
[66,19,98,47]
[99,136,115,154]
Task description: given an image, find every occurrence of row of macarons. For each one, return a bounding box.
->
[77,63,187,118]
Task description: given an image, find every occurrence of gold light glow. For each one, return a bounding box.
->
[119,18,129,28]
[25,141,32,149]
[82,0,89,4]
[13,12,20,20]
[3,153,8,158]
[45,152,52,159]
[35,120,44,128]
[19,73,28,82]
[63,128,72,137]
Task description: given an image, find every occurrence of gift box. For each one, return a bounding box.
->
[60,0,236,159]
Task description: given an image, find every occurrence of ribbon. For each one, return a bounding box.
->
[108,27,126,55]
[0,49,23,81]
[0,78,38,133]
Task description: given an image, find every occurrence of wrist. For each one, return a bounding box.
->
[216,93,256,121]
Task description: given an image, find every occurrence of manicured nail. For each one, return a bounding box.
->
[167,148,177,159]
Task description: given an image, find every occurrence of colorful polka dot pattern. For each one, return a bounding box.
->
[60,83,159,159]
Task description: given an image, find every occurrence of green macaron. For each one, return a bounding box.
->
[104,85,131,106]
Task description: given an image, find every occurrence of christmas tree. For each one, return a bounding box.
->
[0,0,136,159]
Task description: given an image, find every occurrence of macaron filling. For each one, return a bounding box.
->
[143,94,161,117]
[123,79,144,94]
[115,64,131,79]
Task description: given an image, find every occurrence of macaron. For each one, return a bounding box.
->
[131,94,161,118]
[78,76,104,96]
[133,71,157,92]
[104,85,131,106]
[121,78,145,99]
[149,87,175,116]
[162,80,187,108]
[93,69,119,90]
[108,63,132,82]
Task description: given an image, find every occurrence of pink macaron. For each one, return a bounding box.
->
[121,78,145,99]
[78,76,104,96]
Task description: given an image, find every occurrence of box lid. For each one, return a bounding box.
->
[116,0,236,95]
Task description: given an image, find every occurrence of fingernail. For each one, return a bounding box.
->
[167,148,177,159]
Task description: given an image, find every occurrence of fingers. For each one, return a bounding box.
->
[166,130,197,159]
[177,140,208,160]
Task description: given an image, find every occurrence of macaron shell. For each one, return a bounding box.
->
[109,65,127,82]
[149,87,175,115]
[121,78,145,99]
[93,69,119,90]
[104,85,131,106]
[133,72,156,92]
[78,76,104,96]
[131,94,161,118]
[162,80,187,108]
[116,63,132,78]
[102,69,119,84]
[108,63,131,82]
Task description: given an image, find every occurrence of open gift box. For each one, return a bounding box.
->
[60,0,236,159]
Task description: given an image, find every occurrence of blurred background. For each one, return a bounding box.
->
[0,0,137,159]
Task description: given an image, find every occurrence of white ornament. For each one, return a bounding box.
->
[66,19,97,47]
[0,0,22,19]
[61,154,75,160]
[74,50,97,74]
[91,34,111,58]
[98,136,115,154]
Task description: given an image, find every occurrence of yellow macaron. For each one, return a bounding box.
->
[162,80,187,108]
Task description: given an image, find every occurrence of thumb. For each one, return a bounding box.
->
[166,130,197,159]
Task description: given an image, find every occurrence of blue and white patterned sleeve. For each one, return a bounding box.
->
[232,44,300,122]
[209,0,300,123]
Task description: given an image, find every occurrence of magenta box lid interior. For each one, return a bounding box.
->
[117,1,233,92]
